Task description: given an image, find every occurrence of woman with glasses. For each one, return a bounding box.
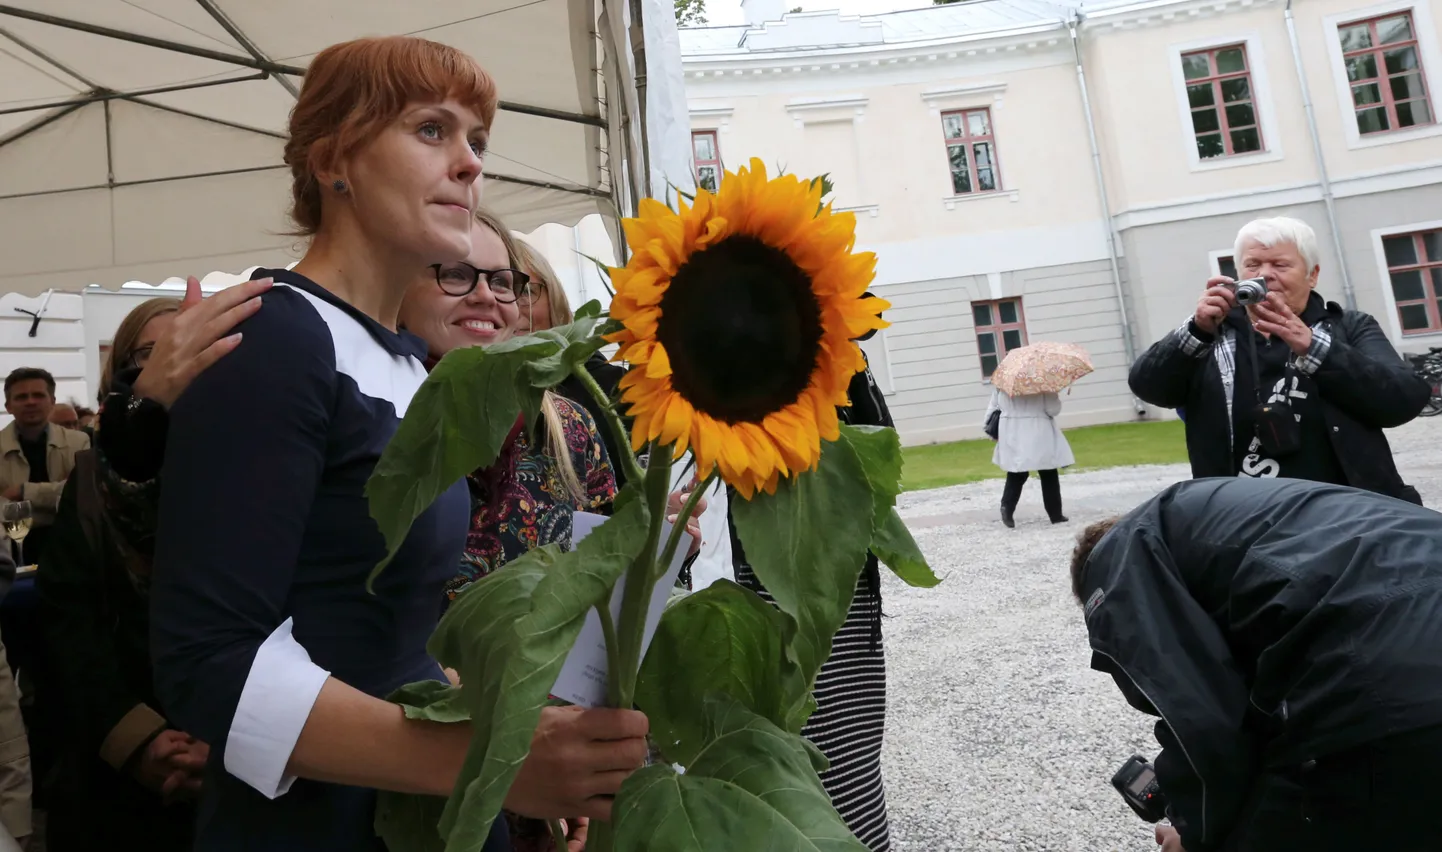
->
[398,208,618,609]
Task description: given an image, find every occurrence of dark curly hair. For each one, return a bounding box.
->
[1071,517,1121,604]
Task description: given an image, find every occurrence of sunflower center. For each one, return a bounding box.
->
[656,235,824,425]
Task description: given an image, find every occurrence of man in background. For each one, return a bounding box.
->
[1071,477,1442,851]
[0,369,89,565]
[47,404,77,433]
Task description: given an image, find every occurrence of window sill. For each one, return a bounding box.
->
[837,204,880,218]
[1349,122,1442,150]
[1188,148,1284,173]
[943,189,1019,209]
[1399,329,1442,347]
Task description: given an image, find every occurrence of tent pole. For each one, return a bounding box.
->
[628,0,652,200]
[193,0,300,98]
[0,74,271,117]
[0,4,307,74]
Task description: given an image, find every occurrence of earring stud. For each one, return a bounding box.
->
[332,179,347,193]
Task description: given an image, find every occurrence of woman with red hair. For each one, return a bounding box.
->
[148,37,646,851]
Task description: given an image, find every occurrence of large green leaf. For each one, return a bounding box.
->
[366,336,558,584]
[374,681,474,852]
[521,312,614,388]
[611,696,865,852]
[729,434,877,688]
[635,581,813,767]
[423,492,651,850]
[838,425,939,588]
[873,507,939,588]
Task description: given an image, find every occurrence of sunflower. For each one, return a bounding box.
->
[606,158,890,499]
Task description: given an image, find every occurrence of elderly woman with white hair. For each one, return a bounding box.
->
[1129,216,1431,504]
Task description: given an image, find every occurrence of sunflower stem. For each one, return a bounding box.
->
[570,364,645,488]
[613,444,672,709]
[548,819,569,851]
[658,471,718,582]
[596,601,624,708]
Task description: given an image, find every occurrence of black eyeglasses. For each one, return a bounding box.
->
[431,262,532,303]
[129,345,155,370]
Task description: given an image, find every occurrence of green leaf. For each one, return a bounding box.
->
[635,581,814,767]
[730,435,876,690]
[521,313,612,388]
[366,337,557,585]
[839,424,903,526]
[575,299,604,320]
[873,507,939,588]
[375,682,471,851]
[389,680,470,724]
[427,494,651,849]
[376,789,448,852]
[611,696,865,852]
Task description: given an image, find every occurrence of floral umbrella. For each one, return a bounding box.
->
[990,341,1093,396]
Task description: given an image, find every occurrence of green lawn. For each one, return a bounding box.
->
[900,419,1188,492]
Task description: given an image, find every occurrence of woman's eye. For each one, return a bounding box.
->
[469,139,486,157]
[419,122,442,140]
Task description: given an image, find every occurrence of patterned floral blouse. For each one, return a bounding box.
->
[445,394,616,603]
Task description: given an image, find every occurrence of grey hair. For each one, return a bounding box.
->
[1234,217,1320,271]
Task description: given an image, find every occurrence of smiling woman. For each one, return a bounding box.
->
[144,36,520,852]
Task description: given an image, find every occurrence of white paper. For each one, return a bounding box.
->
[549,511,689,708]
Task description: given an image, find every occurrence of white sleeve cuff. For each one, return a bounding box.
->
[223,618,329,799]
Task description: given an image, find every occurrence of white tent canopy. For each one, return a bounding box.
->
[0,0,679,297]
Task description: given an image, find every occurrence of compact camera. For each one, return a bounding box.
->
[1229,277,1269,306]
[1112,755,1169,823]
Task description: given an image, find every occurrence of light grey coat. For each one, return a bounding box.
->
[984,389,1075,473]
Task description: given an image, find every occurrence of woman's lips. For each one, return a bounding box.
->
[457,318,500,337]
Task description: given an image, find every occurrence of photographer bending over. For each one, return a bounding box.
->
[1128,217,1430,503]
[1071,477,1442,852]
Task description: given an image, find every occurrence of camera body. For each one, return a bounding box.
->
[1230,277,1269,306]
[1112,755,1169,823]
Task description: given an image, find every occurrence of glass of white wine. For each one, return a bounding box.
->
[1,501,32,568]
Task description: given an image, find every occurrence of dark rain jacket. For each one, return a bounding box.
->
[1077,477,1442,852]
[1128,297,1430,503]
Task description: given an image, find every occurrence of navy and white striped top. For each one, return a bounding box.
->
[150,269,492,850]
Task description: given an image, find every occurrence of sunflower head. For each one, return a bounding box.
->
[606,158,889,498]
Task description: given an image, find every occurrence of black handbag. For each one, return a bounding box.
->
[984,408,1000,441]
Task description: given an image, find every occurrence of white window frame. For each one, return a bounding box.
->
[1370,218,1442,346]
[1323,0,1442,150]
[1168,32,1285,172]
[1208,249,1238,278]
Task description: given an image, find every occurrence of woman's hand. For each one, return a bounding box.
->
[132,276,270,408]
[505,705,649,822]
[1249,292,1314,357]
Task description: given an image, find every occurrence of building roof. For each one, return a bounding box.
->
[679,0,1148,56]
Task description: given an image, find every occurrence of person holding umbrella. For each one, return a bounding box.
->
[982,342,1091,528]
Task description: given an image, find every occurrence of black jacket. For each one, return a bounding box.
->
[1078,477,1442,852]
[1128,298,1430,503]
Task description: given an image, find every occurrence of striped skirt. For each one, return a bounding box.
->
[736,562,892,850]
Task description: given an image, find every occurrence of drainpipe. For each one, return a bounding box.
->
[1068,14,1144,415]
[1285,0,1357,310]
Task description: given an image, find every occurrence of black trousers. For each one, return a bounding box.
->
[1000,470,1062,519]
[1223,724,1442,852]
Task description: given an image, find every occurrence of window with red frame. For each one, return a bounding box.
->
[1180,44,1264,159]
[1383,229,1442,334]
[973,299,1027,378]
[941,108,1001,195]
[1339,11,1433,134]
[692,130,721,193]
[1216,255,1239,280]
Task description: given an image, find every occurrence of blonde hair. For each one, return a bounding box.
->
[471,209,585,502]
[100,297,181,404]
[512,239,574,330]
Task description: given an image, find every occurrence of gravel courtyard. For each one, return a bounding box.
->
[881,416,1442,852]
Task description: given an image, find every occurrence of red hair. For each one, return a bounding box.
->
[284,36,499,235]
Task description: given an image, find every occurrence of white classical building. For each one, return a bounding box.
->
[678,0,1442,444]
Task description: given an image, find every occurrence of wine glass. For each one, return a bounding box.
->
[1,501,32,568]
